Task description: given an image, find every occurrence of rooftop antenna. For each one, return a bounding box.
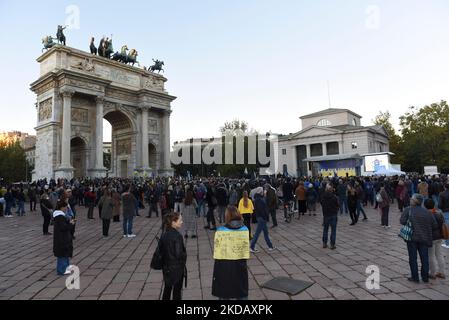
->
[327,80,332,109]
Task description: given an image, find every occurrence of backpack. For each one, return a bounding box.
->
[150,232,164,270]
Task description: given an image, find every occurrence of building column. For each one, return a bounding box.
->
[322,143,327,156]
[141,106,150,171]
[90,96,107,177]
[55,89,75,179]
[160,110,173,176]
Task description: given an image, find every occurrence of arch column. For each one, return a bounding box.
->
[159,110,174,176]
[55,89,75,180]
[140,105,152,176]
[88,96,107,178]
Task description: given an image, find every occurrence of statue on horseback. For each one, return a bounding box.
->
[149,59,164,73]
[56,25,67,46]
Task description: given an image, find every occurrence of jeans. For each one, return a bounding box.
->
[338,197,348,214]
[162,277,183,300]
[250,217,273,250]
[269,208,278,227]
[217,206,226,224]
[407,241,429,282]
[432,195,439,208]
[197,200,206,217]
[381,206,390,226]
[323,216,337,246]
[174,202,182,213]
[56,257,70,275]
[5,202,12,216]
[123,215,134,235]
[16,201,25,215]
[444,212,449,246]
[356,200,367,219]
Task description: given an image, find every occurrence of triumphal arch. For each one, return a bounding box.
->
[30,45,176,179]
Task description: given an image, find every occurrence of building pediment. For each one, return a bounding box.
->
[285,126,343,140]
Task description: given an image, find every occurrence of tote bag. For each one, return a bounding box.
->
[399,208,413,242]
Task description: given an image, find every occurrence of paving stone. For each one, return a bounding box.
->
[1,205,448,300]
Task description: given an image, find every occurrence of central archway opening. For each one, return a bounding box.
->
[103,111,133,178]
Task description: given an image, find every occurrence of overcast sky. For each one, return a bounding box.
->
[1,0,448,145]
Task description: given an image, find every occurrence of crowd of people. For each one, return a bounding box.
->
[0,173,448,299]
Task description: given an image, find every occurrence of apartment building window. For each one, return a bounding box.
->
[282,149,287,155]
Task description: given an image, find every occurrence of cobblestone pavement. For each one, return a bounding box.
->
[0,204,448,300]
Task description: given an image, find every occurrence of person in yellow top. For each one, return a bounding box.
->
[238,191,254,239]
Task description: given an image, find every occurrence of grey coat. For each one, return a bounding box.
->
[99,196,114,220]
[400,206,438,247]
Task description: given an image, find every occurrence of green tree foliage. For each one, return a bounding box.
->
[0,141,27,183]
[399,101,449,173]
[373,111,403,164]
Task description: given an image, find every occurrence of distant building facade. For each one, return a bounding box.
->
[275,108,391,177]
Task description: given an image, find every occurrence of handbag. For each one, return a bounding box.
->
[150,228,164,270]
[376,192,383,203]
[441,221,449,240]
[399,208,413,242]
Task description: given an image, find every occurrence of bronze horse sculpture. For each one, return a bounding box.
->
[149,59,164,73]
[56,25,67,46]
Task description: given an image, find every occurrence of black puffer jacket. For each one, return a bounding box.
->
[400,206,438,247]
[53,211,74,258]
[160,227,187,286]
[253,193,269,221]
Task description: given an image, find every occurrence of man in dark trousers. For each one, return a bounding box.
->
[321,184,339,250]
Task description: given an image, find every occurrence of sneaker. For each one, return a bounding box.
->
[442,244,449,249]
[250,248,259,253]
[268,247,277,252]
[323,244,328,249]
[64,270,72,275]
[363,218,368,221]
[128,234,136,238]
[385,225,391,229]
[330,245,337,250]
[123,235,128,238]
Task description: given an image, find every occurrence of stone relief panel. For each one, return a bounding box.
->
[71,108,89,123]
[143,76,164,91]
[59,78,103,92]
[117,139,132,155]
[96,65,140,88]
[38,98,53,122]
[148,119,158,133]
[71,58,96,73]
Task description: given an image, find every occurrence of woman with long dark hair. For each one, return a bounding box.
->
[161,212,187,300]
[181,189,198,238]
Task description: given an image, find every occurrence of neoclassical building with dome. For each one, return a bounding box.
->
[274,108,391,177]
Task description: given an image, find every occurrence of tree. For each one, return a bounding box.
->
[399,101,449,173]
[0,140,27,183]
[372,111,403,164]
